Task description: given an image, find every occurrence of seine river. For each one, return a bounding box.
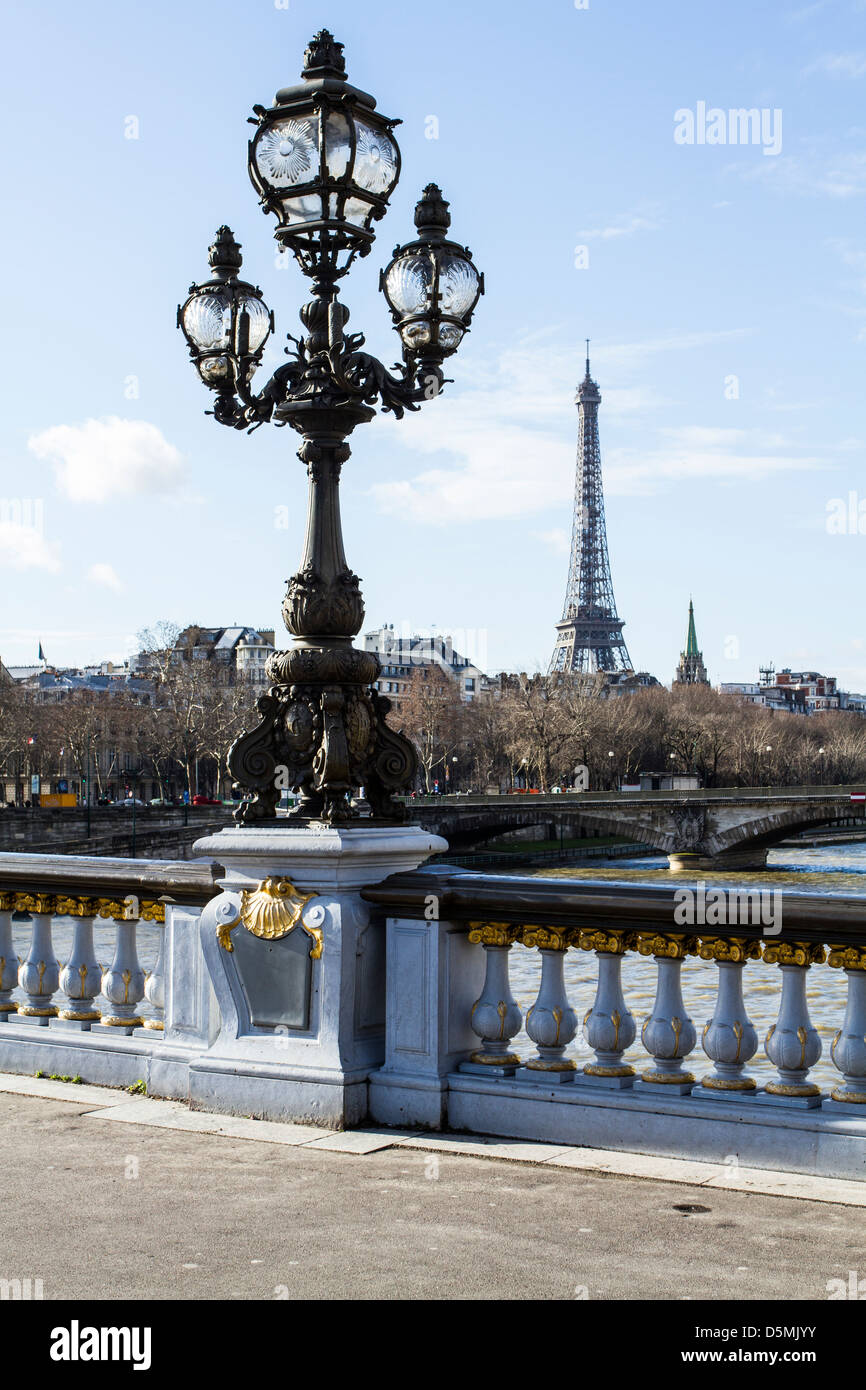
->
[9,842,866,1089]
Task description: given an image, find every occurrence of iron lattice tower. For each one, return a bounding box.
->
[549,346,633,676]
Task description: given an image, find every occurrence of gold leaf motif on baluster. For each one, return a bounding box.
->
[762,941,825,967]
[94,898,126,921]
[467,921,520,947]
[578,929,637,956]
[13,893,55,915]
[139,901,165,923]
[54,896,93,918]
[636,933,698,960]
[827,945,866,972]
[0,892,14,911]
[698,937,761,964]
[520,925,570,951]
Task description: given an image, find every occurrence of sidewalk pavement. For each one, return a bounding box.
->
[1,1078,862,1301]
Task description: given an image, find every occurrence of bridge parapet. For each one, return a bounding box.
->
[362,868,866,1178]
[0,853,223,1093]
[405,788,866,867]
[3,847,866,1179]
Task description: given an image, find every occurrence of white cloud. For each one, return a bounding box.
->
[806,52,866,77]
[604,437,824,497]
[600,328,752,367]
[579,207,664,240]
[533,528,570,554]
[0,522,61,571]
[87,562,124,593]
[368,336,822,522]
[739,151,866,198]
[28,417,186,502]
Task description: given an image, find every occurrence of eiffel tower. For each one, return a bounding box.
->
[549,345,633,676]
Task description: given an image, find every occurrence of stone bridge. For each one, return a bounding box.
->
[404,787,866,870]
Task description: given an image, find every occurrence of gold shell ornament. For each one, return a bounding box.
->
[240,877,317,939]
[216,879,322,957]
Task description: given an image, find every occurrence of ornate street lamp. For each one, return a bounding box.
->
[178,31,483,825]
[178,226,273,406]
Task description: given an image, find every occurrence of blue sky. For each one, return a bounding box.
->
[1,0,865,689]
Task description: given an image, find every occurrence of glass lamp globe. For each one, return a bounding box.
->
[178,227,272,390]
[381,185,483,359]
[248,30,401,275]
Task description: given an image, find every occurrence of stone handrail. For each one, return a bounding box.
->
[362,868,866,1159]
[0,852,223,908]
[362,868,866,943]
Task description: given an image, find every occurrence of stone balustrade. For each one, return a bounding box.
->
[362,868,866,1177]
[455,921,866,1107]
[0,853,222,1091]
[1,889,163,1031]
[1,847,865,1178]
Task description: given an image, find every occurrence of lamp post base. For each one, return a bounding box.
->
[190,823,446,1127]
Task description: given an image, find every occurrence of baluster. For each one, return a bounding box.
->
[635,933,698,1094]
[695,938,760,1097]
[93,900,146,1032]
[461,923,523,1076]
[54,898,102,1028]
[518,928,577,1082]
[0,895,18,1018]
[141,906,166,1031]
[578,930,637,1088]
[762,941,824,1106]
[16,895,60,1024]
[825,947,866,1110]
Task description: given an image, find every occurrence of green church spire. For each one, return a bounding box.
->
[686,599,699,657]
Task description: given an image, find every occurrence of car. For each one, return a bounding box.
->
[192,794,222,806]
[117,797,145,808]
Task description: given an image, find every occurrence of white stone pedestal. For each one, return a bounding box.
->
[188,823,446,1128]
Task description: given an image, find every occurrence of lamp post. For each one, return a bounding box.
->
[608,749,614,792]
[125,766,142,858]
[764,744,772,795]
[818,745,825,786]
[178,32,483,827]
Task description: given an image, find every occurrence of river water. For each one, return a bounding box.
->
[502,841,866,1090]
[8,842,866,1088]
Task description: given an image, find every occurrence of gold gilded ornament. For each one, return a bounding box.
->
[467,922,520,948]
[240,877,318,941]
[827,945,866,972]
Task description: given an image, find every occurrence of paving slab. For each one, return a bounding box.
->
[0,1072,142,1108]
[546,1147,725,1185]
[302,1129,418,1154]
[703,1164,866,1207]
[397,1134,573,1163]
[85,1098,325,1145]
